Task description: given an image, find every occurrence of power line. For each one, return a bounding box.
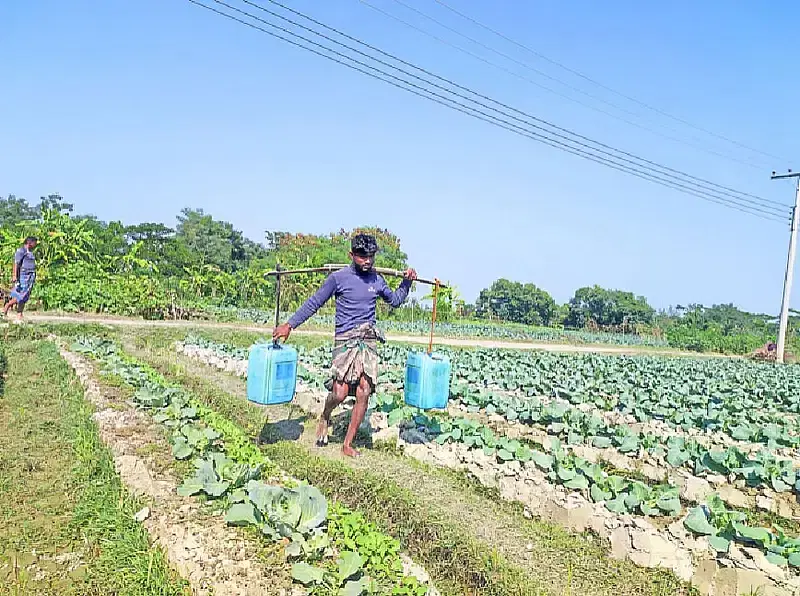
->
[365,0,766,172]
[196,0,788,221]
[185,0,788,223]
[242,0,790,213]
[433,0,789,165]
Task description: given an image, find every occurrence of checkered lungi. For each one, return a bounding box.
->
[323,323,385,395]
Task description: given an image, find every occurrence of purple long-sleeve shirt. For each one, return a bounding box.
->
[288,264,412,335]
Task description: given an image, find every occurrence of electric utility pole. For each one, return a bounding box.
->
[771,170,800,363]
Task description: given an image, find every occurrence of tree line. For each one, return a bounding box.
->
[0,194,412,319]
[474,280,654,330]
[0,193,787,353]
[473,277,785,354]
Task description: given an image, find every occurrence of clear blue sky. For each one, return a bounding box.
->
[3,0,799,313]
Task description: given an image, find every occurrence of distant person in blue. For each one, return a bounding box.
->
[4,236,38,322]
[273,233,417,457]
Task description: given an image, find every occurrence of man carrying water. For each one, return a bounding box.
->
[4,236,38,322]
[273,233,417,457]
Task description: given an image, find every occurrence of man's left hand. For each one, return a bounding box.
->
[404,268,417,281]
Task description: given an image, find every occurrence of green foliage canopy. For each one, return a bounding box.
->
[475,279,557,326]
[564,285,655,329]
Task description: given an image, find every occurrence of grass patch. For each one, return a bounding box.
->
[0,338,188,595]
[0,344,6,396]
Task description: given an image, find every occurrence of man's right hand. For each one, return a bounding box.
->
[273,323,292,342]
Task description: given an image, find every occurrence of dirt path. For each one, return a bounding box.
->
[27,313,715,358]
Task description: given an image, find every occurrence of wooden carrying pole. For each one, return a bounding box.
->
[264,264,447,288]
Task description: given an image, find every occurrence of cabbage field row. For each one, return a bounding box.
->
[358,344,799,447]
[185,335,800,502]
[187,333,800,451]
[324,342,800,497]
[178,334,800,593]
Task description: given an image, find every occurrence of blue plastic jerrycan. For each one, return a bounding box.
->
[404,351,452,410]
[247,343,298,405]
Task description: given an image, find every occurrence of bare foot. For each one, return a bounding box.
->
[315,419,329,447]
[341,445,361,458]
